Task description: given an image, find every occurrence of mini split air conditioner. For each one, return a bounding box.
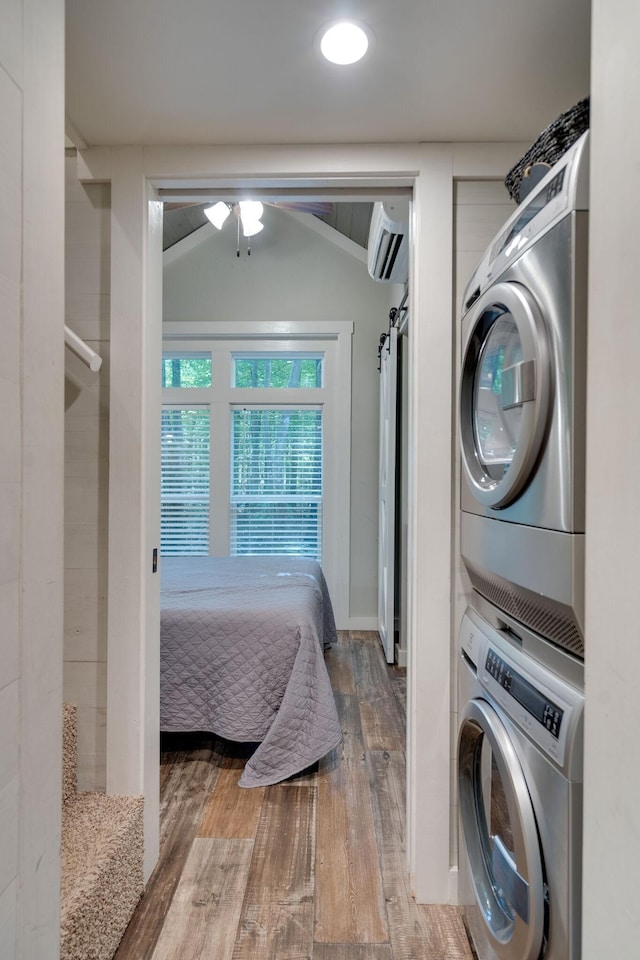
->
[367,199,410,283]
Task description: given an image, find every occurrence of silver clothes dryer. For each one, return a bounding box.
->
[459,132,589,658]
[457,603,584,960]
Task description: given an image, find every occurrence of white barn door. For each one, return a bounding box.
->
[378,325,398,663]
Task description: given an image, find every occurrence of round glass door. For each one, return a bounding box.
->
[460,281,551,509]
[474,315,524,481]
[458,698,546,960]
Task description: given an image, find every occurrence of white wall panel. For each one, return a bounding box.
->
[64,569,106,663]
[63,662,107,791]
[64,152,111,792]
[64,474,103,525]
[65,415,109,465]
[0,273,20,379]
[0,780,19,897]
[583,1,640,956]
[454,202,515,253]
[0,19,22,960]
[66,241,112,298]
[0,484,20,587]
[0,584,18,689]
[0,683,19,792]
[0,0,21,86]
[64,295,111,337]
[455,180,513,204]
[0,380,20,485]
[19,0,65,954]
[0,881,16,960]
[0,72,21,283]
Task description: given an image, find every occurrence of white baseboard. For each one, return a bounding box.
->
[395,643,407,668]
[448,865,459,904]
[341,617,379,631]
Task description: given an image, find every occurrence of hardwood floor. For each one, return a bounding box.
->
[113,632,473,960]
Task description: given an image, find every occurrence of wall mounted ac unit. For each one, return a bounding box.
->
[367,199,410,283]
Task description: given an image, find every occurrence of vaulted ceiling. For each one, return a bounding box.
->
[162,202,374,252]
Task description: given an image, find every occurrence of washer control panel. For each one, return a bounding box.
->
[485,647,564,740]
[459,608,584,774]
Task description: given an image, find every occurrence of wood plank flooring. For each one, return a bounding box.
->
[113,632,473,960]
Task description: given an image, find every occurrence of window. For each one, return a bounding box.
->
[162,352,212,388]
[233,353,323,388]
[160,324,352,625]
[161,345,328,560]
[160,407,210,554]
[230,407,323,558]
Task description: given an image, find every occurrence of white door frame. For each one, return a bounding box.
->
[77,140,525,900]
[378,323,398,663]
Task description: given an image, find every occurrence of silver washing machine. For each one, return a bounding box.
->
[457,602,584,960]
[459,132,589,659]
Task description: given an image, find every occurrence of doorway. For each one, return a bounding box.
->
[103,144,458,900]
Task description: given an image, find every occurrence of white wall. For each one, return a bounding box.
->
[0,1,65,958]
[64,153,111,791]
[163,206,395,624]
[583,1,640,955]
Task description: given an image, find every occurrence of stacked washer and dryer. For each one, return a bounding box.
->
[456,132,589,960]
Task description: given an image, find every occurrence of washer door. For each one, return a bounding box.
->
[460,282,551,509]
[458,697,546,960]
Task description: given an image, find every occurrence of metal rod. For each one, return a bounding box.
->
[64,324,102,371]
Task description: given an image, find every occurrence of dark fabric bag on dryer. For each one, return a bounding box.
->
[504,96,590,203]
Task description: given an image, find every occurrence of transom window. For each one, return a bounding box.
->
[161,352,212,388]
[232,353,323,388]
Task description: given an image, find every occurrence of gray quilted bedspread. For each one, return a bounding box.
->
[160,556,341,787]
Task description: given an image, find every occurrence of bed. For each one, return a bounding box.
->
[160,555,342,787]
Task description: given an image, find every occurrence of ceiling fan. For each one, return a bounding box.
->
[164,198,335,256]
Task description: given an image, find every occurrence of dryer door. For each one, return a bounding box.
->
[458,697,546,960]
[460,281,551,509]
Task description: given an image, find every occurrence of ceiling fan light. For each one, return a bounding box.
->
[204,201,231,230]
[320,22,369,65]
[239,200,264,221]
[242,218,264,238]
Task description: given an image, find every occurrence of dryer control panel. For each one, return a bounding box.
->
[461,130,589,311]
[490,167,566,264]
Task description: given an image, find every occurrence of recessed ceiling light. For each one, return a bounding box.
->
[320,22,369,65]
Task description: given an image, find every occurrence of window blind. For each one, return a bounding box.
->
[230,408,322,558]
[160,407,210,554]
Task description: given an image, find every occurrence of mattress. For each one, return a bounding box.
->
[160,555,341,787]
